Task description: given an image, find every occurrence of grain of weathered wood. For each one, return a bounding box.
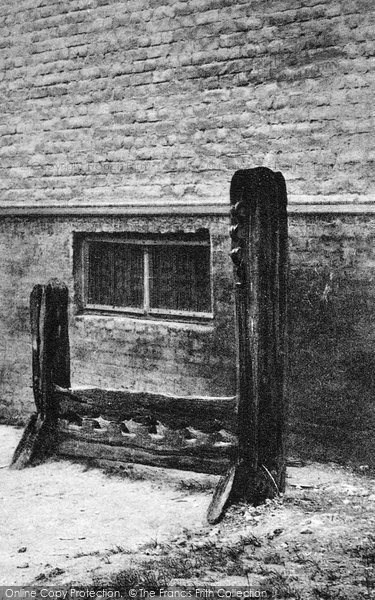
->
[208,167,288,516]
[56,436,231,474]
[57,423,236,456]
[30,285,43,414]
[37,279,70,423]
[11,280,70,468]
[46,279,71,391]
[54,386,237,433]
[207,462,237,524]
[232,167,288,503]
[10,413,43,469]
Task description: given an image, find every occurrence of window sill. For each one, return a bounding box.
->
[74,310,215,330]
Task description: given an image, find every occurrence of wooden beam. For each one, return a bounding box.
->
[208,167,288,522]
[57,425,235,456]
[54,386,237,433]
[56,436,231,475]
[30,284,43,414]
[230,167,288,503]
[11,280,71,468]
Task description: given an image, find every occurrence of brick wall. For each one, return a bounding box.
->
[0,215,236,420]
[0,0,374,467]
[289,216,375,467]
[0,0,373,209]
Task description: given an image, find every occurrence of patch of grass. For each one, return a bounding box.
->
[34,567,65,582]
[175,479,215,494]
[263,572,302,599]
[133,533,262,585]
[64,458,150,482]
[345,536,375,595]
[311,582,368,600]
[138,538,160,553]
[284,491,335,513]
[110,545,129,555]
[0,415,26,427]
[92,566,171,594]
[263,551,284,565]
[74,546,131,560]
[102,464,149,481]
[73,550,100,559]
[347,536,375,566]
[93,536,257,593]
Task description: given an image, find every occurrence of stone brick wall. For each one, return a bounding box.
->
[0,215,236,422]
[288,216,375,467]
[0,0,373,209]
[0,0,374,467]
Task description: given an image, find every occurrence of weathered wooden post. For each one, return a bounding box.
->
[11,279,70,468]
[208,167,288,522]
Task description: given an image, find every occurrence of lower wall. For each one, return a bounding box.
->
[0,213,374,469]
[0,214,236,422]
[288,215,375,468]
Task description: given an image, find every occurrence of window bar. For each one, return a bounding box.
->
[144,247,150,313]
[82,241,87,306]
[110,244,115,307]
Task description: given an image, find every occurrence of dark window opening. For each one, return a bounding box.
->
[87,242,144,309]
[79,231,213,319]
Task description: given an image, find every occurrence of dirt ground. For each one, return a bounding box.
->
[0,425,215,586]
[1,424,374,598]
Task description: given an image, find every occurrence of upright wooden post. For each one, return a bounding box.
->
[208,167,288,522]
[41,279,71,420]
[11,279,70,468]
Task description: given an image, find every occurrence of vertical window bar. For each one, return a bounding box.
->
[82,241,88,307]
[113,244,143,308]
[144,247,150,313]
[110,243,115,306]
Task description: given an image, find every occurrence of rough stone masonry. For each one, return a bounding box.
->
[0,0,374,467]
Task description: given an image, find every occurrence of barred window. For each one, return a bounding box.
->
[79,231,212,319]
